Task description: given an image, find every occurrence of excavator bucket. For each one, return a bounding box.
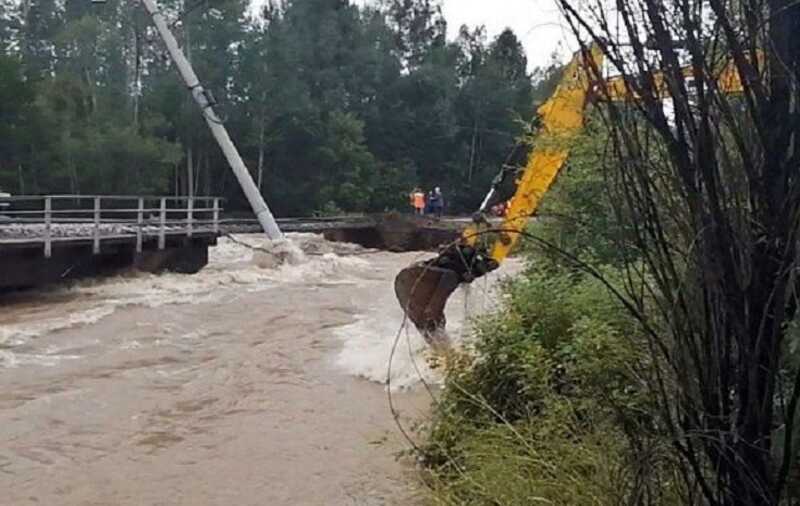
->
[394,262,462,347]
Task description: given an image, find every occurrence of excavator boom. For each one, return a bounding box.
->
[396,44,751,344]
[490,44,603,262]
[395,46,604,343]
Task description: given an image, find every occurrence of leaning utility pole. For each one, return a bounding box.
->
[138,0,283,240]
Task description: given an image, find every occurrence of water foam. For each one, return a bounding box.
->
[0,306,117,347]
[335,272,513,390]
[0,350,82,368]
[0,233,368,355]
[335,307,437,390]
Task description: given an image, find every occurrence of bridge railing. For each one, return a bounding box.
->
[0,195,223,258]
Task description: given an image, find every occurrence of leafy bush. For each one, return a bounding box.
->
[315,201,344,217]
[420,265,684,505]
[523,121,634,267]
[419,121,684,504]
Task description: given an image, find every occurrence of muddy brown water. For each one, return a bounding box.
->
[0,234,517,506]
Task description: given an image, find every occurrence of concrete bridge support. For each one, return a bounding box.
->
[0,238,214,291]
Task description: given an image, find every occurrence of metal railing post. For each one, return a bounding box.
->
[213,198,220,235]
[159,198,166,250]
[1,194,224,257]
[136,197,144,253]
[44,196,52,258]
[93,197,101,254]
[187,197,194,238]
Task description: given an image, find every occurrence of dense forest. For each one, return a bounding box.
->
[0,0,557,216]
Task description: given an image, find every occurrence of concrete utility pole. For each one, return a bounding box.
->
[138,0,283,240]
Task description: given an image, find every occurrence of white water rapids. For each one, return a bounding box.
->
[0,233,517,505]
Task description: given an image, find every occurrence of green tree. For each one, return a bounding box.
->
[0,0,540,218]
[383,0,446,69]
[0,55,36,192]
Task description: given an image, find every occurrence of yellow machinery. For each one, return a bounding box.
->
[395,44,749,344]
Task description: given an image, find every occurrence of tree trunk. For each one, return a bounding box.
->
[193,149,202,197]
[257,116,266,192]
[187,145,194,197]
[70,161,79,196]
[66,130,79,195]
[132,26,141,128]
[203,151,211,197]
[20,0,31,68]
[17,164,25,194]
[468,117,478,184]
[84,67,97,115]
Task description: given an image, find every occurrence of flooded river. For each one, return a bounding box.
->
[0,234,514,506]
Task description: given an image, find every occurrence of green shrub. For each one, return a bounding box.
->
[522,122,635,267]
[418,119,688,504]
[420,264,683,505]
[424,410,632,505]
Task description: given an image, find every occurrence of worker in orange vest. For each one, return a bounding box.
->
[410,187,426,215]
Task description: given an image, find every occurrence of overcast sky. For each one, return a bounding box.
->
[355,0,576,70]
[440,0,573,69]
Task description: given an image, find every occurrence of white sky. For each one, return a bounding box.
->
[440,0,574,69]
[355,0,576,70]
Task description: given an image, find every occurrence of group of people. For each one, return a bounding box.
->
[409,187,445,218]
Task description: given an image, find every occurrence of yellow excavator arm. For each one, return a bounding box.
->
[472,45,749,263]
[395,44,750,345]
[394,46,604,345]
[483,44,604,263]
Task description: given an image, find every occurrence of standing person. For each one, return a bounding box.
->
[431,187,445,218]
[409,187,422,215]
[411,187,426,215]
